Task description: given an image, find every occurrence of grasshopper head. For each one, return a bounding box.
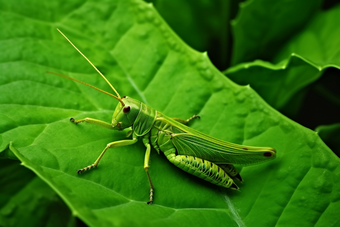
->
[112,96,141,130]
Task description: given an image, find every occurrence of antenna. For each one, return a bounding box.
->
[46,71,125,107]
[56,28,123,102]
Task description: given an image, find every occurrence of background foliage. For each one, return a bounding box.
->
[1,0,339,226]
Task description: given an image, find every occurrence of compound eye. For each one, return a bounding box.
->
[123,106,131,113]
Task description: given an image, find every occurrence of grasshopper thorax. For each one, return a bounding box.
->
[112,96,141,130]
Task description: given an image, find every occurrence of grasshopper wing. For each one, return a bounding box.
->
[172,133,276,165]
[162,116,276,165]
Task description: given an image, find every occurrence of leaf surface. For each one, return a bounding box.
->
[1,0,339,226]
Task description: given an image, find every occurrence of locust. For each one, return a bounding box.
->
[50,29,276,204]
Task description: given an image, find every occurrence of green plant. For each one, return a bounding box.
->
[1,0,339,226]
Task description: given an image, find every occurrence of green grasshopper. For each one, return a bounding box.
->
[52,29,276,204]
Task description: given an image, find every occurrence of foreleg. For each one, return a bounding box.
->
[70,117,113,129]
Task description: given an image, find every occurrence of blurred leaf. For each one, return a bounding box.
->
[231,0,322,65]
[0,159,36,207]
[1,0,340,227]
[0,159,76,227]
[149,0,241,70]
[316,123,340,157]
[226,4,340,109]
[0,145,18,160]
[149,0,225,51]
[286,68,340,129]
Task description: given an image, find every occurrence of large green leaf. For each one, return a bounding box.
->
[226,4,340,109]
[1,0,339,226]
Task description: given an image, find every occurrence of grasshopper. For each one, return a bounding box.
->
[51,29,276,204]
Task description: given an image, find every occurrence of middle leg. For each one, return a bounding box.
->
[142,136,154,204]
